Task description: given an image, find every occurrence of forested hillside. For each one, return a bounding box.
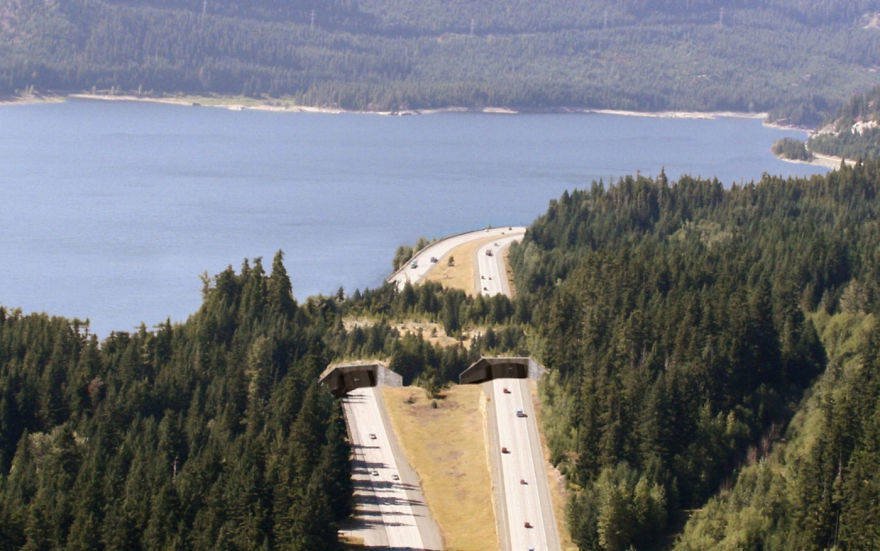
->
[806,85,880,159]
[0,248,532,548]
[3,0,880,123]
[509,163,880,549]
[677,311,878,550]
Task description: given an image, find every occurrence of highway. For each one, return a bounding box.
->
[487,379,560,551]
[475,234,522,297]
[388,226,526,290]
[340,387,442,550]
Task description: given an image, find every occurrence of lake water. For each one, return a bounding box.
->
[0,99,825,335]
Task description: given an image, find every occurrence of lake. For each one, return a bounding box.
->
[0,99,825,335]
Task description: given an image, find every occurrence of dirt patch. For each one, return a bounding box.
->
[343,316,483,348]
[423,236,499,296]
[381,386,498,551]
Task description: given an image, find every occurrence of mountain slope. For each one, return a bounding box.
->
[2,0,880,123]
[808,85,880,159]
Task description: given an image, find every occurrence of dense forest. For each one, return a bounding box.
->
[0,249,533,549]
[3,0,880,123]
[3,133,880,548]
[508,163,880,549]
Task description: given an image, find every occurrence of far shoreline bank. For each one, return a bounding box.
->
[774,151,852,169]
[1,91,795,126]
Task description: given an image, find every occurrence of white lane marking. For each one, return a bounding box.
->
[493,379,555,551]
[345,388,425,550]
[476,234,523,296]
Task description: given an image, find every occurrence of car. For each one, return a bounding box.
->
[524,522,533,529]
[520,478,528,485]
[485,250,493,256]
[430,256,438,263]
[488,276,492,280]
[502,387,511,394]
[481,275,485,279]
[516,409,527,418]
[501,446,510,454]
[372,470,379,476]
[494,242,499,246]
[483,286,488,291]
[369,433,377,440]
[392,474,400,481]
[410,261,418,269]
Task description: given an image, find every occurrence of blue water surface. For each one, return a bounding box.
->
[0,99,825,335]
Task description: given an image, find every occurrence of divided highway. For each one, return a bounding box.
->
[341,387,442,550]
[476,234,522,297]
[488,379,560,551]
[388,226,526,290]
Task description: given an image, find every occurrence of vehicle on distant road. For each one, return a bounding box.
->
[485,250,493,256]
[483,286,488,291]
[501,446,510,454]
[430,256,438,263]
[372,470,379,476]
[503,387,511,394]
[410,261,418,269]
[520,479,528,485]
[392,474,400,481]
[524,522,533,529]
[369,433,377,440]
[516,409,527,418]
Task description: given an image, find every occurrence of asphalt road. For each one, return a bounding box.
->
[388,226,526,290]
[488,379,560,551]
[475,234,523,297]
[341,387,442,550]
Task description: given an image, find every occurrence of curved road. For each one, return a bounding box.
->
[388,227,526,290]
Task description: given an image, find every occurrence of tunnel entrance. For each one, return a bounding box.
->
[319,360,403,397]
[458,356,545,385]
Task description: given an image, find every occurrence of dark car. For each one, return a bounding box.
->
[524,521,533,529]
[501,446,510,454]
[516,409,527,418]
[503,387,511,394]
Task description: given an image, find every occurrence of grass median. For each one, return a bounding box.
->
[381,385,498,551]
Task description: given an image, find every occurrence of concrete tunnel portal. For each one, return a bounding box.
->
[318,360,403,397]
[459,356,546,385]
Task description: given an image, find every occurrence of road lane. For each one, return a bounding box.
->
[341,387,441,550]
[389,227,525,290]
[491,378,560,550]
[475,234,523,297]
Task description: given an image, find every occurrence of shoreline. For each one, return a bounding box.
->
[3,91,778,123]
[774,151,851,169]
